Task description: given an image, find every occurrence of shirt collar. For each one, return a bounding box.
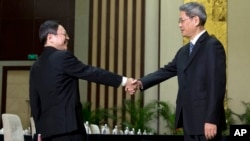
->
[190,30,206,45]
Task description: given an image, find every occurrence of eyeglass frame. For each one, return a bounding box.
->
[56,33,69,38]
[178,16,194,24]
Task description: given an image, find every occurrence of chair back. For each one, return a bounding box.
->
[2,113,24,141]
[30,117,36,138]
[90,124,101,134]
[100,124,111,134]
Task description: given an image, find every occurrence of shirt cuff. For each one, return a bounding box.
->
[121,77,128,86]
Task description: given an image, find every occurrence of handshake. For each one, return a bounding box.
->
[124,78,143,95]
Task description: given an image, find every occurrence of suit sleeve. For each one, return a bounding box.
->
[140,51,179,90]
[205,39,226,124]
[29,69,41,128]
[62,51,123,87]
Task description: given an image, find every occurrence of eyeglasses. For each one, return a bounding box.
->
[178,17,193,24]
[57,33,69,38]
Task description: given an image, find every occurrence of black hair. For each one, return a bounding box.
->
[39,20,60,46]
[179,2,207,26]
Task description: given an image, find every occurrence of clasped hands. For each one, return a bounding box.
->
[125,78,142,95]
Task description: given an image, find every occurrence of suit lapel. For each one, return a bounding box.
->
[184,32,209,71]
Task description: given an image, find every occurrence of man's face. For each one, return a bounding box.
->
[55,25,69,50]
[178,11,196,39]
[47,25,69,50]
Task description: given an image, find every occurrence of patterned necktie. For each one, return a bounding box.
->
[189,42,194,55]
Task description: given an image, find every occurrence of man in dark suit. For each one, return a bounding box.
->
[29,20,136,141]
[126,2,226,141]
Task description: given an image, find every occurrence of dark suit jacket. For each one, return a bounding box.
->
[29,47,123,138]
[140,32,227,135]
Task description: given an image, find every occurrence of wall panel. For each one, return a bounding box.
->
[88,0,145,128]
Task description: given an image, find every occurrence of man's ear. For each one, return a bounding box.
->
[47,33,53,41]
[193,16,200,26]
[45,34,55,45]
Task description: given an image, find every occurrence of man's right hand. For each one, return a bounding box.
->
[125,79,143,95]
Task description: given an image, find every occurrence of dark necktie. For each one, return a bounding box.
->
[189,42,194,55]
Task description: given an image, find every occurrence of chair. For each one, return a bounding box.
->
[90,124,100,134]
[2,113,24,141]
[30,117,36,139]
[84,121,92,134]
[100,124,110,134]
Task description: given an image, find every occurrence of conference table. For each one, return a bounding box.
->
[88,134,184,141]
[87,134,229,141]
[0,134,229,141]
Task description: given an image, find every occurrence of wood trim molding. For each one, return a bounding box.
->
[1,66,30,127]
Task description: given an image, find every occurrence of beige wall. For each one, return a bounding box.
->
[159,0,183,134]
[227,0,250,123]
[144,0,183,134]
[5,70,30,129]
[74,0,90,103]
[144,0,160,132]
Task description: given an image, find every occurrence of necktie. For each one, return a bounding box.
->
[189,42,194,55]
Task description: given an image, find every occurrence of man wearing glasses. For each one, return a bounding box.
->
[30,20,136,141]
[127,2,227,141]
